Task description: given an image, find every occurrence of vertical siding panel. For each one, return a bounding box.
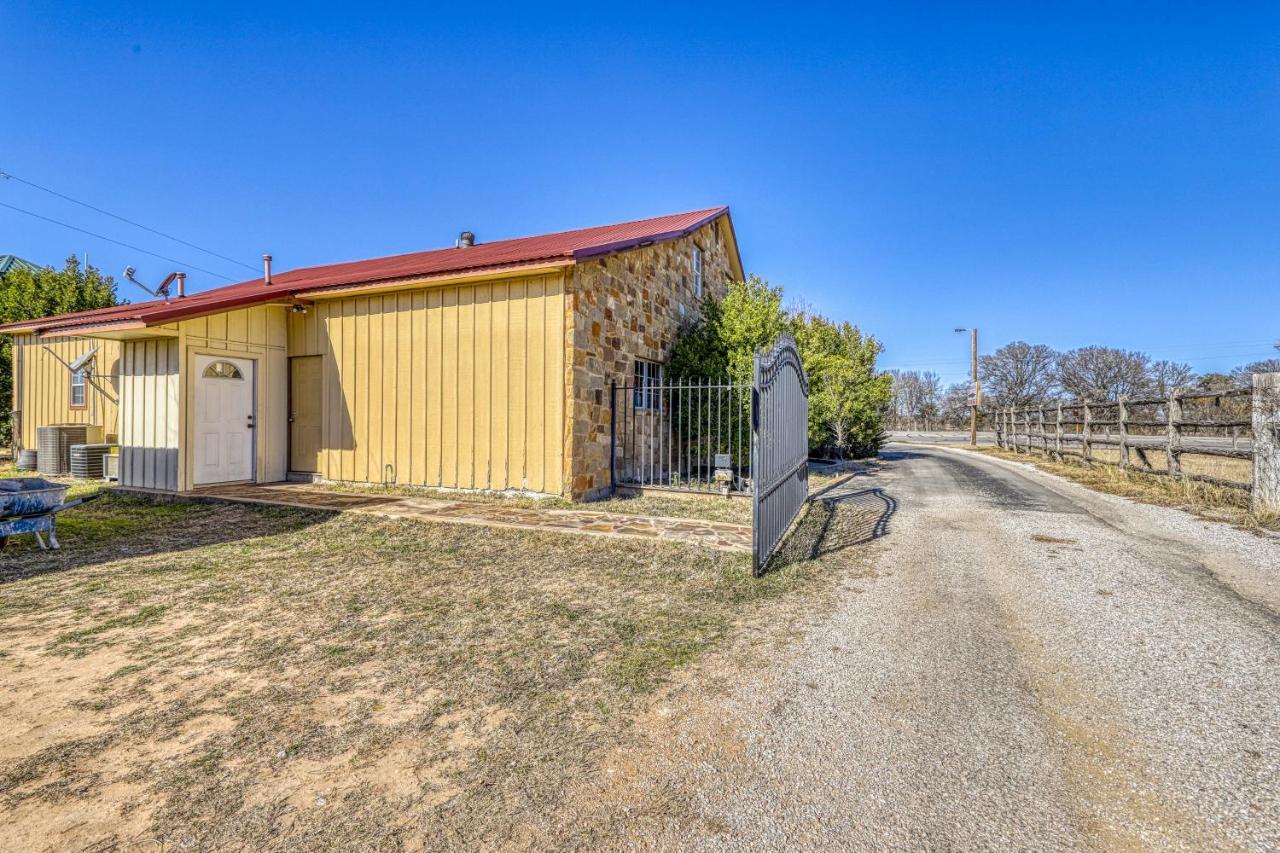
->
[525,279,546,492]
[157,341,167,490]
[426,288,443,485]
[508,280,527,488]
[410,290,428,485]
[324,302,340,479]
[381,300,396,483]
[248,307,266,346]
[227,309,248,344]
[120,343,131,485]
[396,293,413,484]
[473,284,492,489]
[457,287,475,489]
[440,288,458,487]
[341,298,356,482]
[142,341,156,489]
[490,283,510,489]
[353,298,369,483]
[546,279,565,494]
[129,342,140,488]
[208,312,227,342]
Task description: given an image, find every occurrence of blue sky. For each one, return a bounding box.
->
[3,1,1277,386]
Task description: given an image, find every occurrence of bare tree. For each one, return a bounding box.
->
[941,382,973,428]
[1148,360,1195,398]
[1056,346,1150,401]
[978,341,1057,408]
[888,370,943,430]
[1231,359,1280,386]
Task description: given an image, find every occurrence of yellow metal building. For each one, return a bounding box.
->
[2,207,743,499]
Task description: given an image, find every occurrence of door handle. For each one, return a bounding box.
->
[247,415,255,430]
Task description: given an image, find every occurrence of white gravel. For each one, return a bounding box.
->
[656,444,1279,850]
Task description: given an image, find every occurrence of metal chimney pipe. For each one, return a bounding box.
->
[263,254,273,285]
[176,272,186,298]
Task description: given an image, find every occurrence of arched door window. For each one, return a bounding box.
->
[202,360,244,380]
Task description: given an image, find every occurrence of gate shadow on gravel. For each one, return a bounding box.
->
[765,487,897,572]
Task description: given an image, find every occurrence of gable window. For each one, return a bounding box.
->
[692,246,704,297]
[633,359,663,411]
[70,368,87,408]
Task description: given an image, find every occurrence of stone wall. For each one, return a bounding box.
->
[564,217,737,499]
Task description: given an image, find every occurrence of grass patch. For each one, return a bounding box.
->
[0,485,875,849]
[49,604,169,655]
[967,446,1278,532]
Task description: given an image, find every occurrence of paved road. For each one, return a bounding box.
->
[668,443,1279,850]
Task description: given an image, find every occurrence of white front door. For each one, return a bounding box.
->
[194,354,255,485]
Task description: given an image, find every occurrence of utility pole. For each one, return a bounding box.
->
[955,327,981,446]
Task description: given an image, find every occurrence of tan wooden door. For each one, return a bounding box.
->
[289,355,323,473]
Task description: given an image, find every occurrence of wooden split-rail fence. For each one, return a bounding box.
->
[994,372,1280,513]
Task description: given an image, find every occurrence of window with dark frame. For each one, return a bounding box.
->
[692,246,704,297]
[70,367,87,408]
[633,359,663,410]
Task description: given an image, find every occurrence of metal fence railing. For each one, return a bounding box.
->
[610,379,752,494]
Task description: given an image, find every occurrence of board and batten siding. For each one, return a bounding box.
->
[288,274,567,494]
[118,338,180,491]
[10,334,121,448]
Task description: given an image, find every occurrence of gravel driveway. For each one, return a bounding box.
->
[647,444,1279,850]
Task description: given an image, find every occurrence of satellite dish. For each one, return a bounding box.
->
[69,345,99,373]
[123,266,179,301]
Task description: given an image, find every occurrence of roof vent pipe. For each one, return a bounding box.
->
[456,231,475,248]
[263,254,273,285]
[176,272,186,298]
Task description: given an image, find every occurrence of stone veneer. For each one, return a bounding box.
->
[563,218,736,499]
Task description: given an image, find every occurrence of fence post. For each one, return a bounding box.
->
[1118,395,1130,470]
[1167,389,1183,480]
[1082,401,1092,462]
[609,381,617,494]
[1039,407,1047,454]
[1253,373,1280,513]
[1055,401,1063,460]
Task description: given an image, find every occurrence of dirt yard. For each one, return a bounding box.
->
[0,482,871,850]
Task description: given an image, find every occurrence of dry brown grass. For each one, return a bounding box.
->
[968,446,1278,533]
[1081,445,1252,483]
[0,484,875,849]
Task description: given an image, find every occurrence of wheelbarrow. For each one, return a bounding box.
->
[0,478,102,550]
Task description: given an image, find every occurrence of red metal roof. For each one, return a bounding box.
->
[1,206,735,335]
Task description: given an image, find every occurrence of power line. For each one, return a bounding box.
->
[0,200,238,281]
[0,168,258,273]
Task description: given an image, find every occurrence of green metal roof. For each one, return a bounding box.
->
[0,254,40,276]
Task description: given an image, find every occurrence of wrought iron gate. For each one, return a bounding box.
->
[751,334,810,574]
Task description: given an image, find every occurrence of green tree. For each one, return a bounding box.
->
[1,256,119,444]
[667,274,786,385]
[793,312,891,457]
[667,276,890,459]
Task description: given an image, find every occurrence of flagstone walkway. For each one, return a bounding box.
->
[188,482,753,553]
